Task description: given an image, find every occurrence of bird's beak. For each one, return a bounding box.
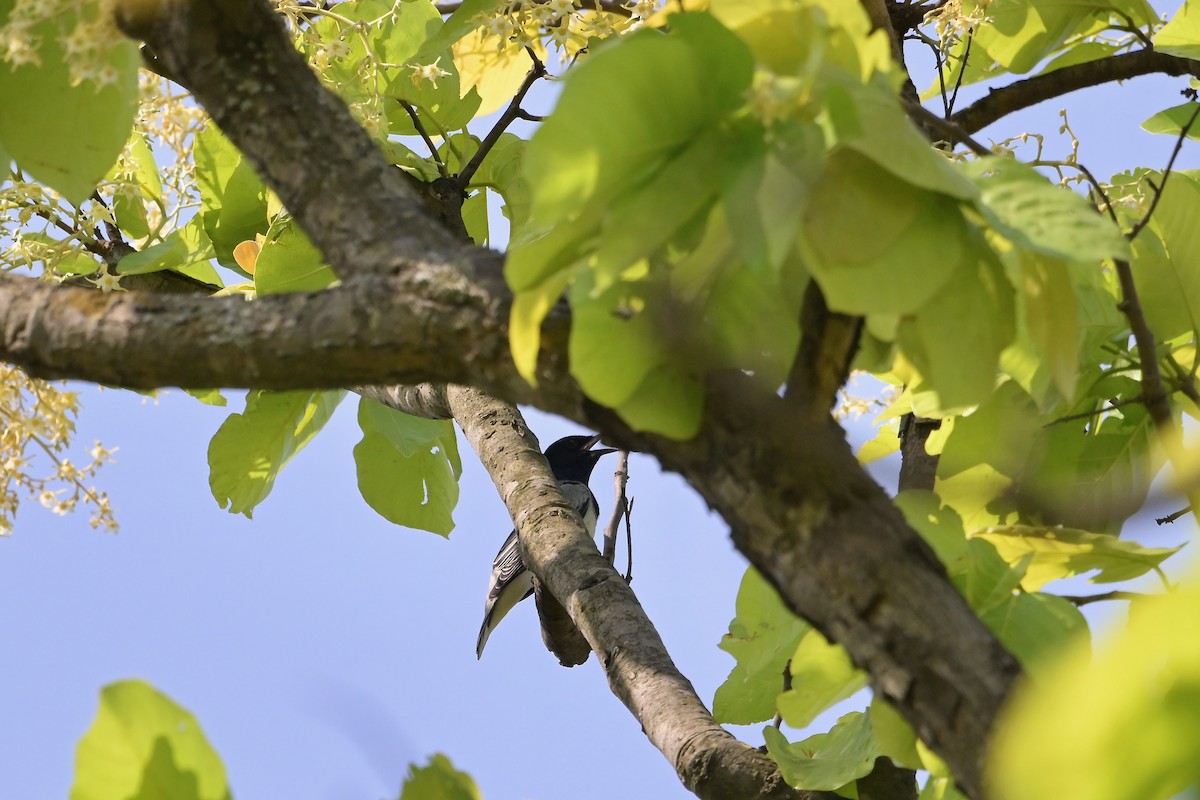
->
[584,434,618,456]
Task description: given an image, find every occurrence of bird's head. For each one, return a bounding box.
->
[543,434,618,483]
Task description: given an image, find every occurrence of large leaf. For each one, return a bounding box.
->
[776,629,867,729]
[400,754,481,800]
[254,223,339,295]
[971,0,1107,74]
[899,240,1015,412]
[975,525,1183,590]
[71,680,230,800]
[0,3,139,203]
[764,712,881,790]
[713,568,809,725]
[989,575,1200,800]
[208,390,345,517]
[800,149,969,315]
[979,591,1089,674]
[353,398,461,536]
[963,158,1129,263]
[1155,0,1200,59]
[1146,172,1200,341]
[116,216,215,277]
[1018,401,1159,532]
[1010,252,1081,402]
[195,124,268,270]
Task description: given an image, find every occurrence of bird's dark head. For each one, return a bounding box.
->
[543,434,618,483]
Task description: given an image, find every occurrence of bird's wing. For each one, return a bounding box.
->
[476,482,600,658]
[476,529,534,658]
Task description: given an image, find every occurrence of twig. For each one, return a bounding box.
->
[947,34,972,116]
[904,101,992,156]
[1126,98,1200,242]
[456,47,546,187]
[1029,159,1118,224]
[1043,395,1144,427]
[624,497,634,583]
[1060,590,1147,605]
[603,450,630,564]
[770,659,793,729]
[951,49,1200,134]
[1156,506,1192,525]
[397,99,449,178]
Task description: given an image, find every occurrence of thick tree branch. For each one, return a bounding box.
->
[379,384,832,800]
[951,49,1200,134]
[785,282,862,415]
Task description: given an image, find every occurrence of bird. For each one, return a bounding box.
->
[476,434,617,659]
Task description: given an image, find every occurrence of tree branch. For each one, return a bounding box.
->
[950,49,1200,134]
[377,384,833,800]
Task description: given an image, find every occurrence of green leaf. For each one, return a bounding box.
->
[989,576,1200,800]
[1010,253,1080,402]
[800,149,968,315]
[254,224,339,295]
[184,389,227,408]
[972,0,1107,73]
[960,537,1028,616]
[1019,401,1159,532]
[208,390,345,517]
[1146,172,1200,340]
[510,12,753,285]
[777,629,867,729]
[112,134,161,239]
[71,680,230,800]
[894,490,968,567]
[468,132,530,235]
[868,698,920,770]
[116,217,215,277]
[0,6,139,203]
[764,712,881,790]
[353,398,461,536]
[1155,0,1200,59]
[919,776,969,800]
[900,241,1015,412]
[975,525,1183,590]
[963,158,1130,263]
[400,754,481,800]
[980,591,1089,675]
[935,380,1039,480]
[195,124,268,270]
[714,568,809,725]
[1140,102,1200,141]
[414,0,506,63]
[820,78,978,200]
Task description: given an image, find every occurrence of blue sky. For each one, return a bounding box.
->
[2,13,1199,800]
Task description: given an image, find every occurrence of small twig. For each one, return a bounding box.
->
[1060,590,1147,605]
[1156,506,1192,525]
[1043,395,1144,427]
[623,497,634,583]
[397,99,449,178]
[1126,97,1200,242]
[603,450,630,564]
[930,35,949,116]
[1111,10,1154,49]
[904,101,992,156]
[770,659,794,729]
[1029,159,1118,224]
[947,34,973,115]
[455,47,546,188]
